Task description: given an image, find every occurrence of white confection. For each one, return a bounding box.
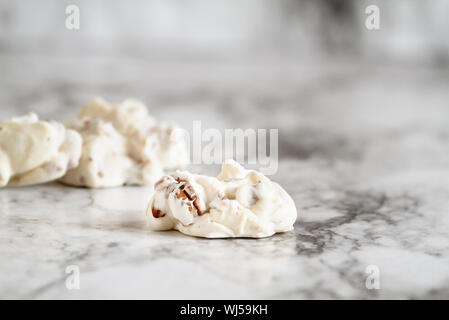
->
[146,159,297,238]
[60,97,189,188]
[0,113,82,187]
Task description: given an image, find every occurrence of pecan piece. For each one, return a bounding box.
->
[175,178,203,215]
[155,177,167,188]
[152,207,165,218]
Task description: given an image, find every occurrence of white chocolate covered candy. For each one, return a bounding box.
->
[60,97,189,188]
[0,113,82,187]
[146,159,297,238]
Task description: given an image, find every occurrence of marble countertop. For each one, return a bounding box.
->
[1,54,449,299]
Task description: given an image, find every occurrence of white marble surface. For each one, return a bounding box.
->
[1,54,449,299]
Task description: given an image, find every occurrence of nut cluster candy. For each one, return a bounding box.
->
[146,159,297,238]
[60,97,188,188]
[0,113,82,187]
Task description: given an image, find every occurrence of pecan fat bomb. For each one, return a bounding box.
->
[0,113,82,187]
[59,97,189,188]
[146,159,297,238]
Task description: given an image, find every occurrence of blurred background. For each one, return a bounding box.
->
[1,0,449,61]
[0,0,448,174]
